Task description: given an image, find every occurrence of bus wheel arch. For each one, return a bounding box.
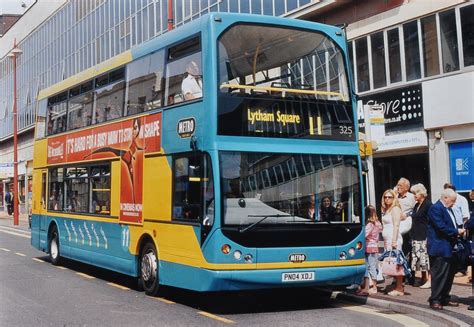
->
[48,222,61,265]
[137,234,160,296]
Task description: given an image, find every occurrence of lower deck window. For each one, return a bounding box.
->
[48,163,111,215]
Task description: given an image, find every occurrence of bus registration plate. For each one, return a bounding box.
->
[281,271,315,282]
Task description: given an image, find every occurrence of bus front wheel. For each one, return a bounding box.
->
[49,225,61,265]
[139,242,160,296]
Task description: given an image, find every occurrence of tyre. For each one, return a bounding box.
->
[49,225,61,265]
[139,241,160,296]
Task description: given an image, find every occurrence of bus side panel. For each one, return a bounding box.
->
[33,215,138,276]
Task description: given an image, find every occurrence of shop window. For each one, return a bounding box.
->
[421,15,440,77]
[387,28,402,83]
[371,32,387,88]
[165,36,202,105]
[355,37,369,92]
[126,50,165,115]
[460,4,474,67]
[439,9,460,73]
[172,153,214,226]
[403,21,421,81]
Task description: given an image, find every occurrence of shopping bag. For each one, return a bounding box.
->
[399,216,412,235]
[381,256,405,277]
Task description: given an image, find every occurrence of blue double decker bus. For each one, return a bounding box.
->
[32,13,364,295]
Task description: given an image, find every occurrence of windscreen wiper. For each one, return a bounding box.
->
[239,214,292,234]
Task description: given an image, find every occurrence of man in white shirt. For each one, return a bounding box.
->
[181,60,202,100]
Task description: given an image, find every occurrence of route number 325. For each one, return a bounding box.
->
[339,126,353,135]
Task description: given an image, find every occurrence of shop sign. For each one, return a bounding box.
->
[376,131,427,152]
[358,84,424,134]
[449,141,474,192]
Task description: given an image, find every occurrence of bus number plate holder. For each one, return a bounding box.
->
[281,272,315,282]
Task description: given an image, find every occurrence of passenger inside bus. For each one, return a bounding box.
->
[181,60,202,100]
[319,196,336,221]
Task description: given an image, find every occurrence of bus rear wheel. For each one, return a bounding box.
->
[139,242,160,296]
[49,226,61,265]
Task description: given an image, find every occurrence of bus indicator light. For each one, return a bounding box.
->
[221,244,231,254]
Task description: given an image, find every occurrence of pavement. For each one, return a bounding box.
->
[1,211,473,325]
[339,270,474,326]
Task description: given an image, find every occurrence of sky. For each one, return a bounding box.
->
[0,0,36,15]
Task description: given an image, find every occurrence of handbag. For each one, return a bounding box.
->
[381,252,405,277]
[452,238,471,270]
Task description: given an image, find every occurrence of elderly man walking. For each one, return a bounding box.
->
[427,188,466,310]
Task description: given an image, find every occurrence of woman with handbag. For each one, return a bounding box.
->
[381,189,405,296]
[409,183,432,289]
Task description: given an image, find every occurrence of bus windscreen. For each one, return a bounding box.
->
[217,24,354,140]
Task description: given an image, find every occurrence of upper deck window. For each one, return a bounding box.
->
[126,50,165,115]
[218,24,349,102]
[165,36,202,105]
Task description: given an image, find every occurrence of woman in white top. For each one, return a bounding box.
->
[381,188,404,296]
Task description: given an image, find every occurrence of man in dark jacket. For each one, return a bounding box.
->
[427,188,465,310]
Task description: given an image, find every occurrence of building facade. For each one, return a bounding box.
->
[0,0,472,214]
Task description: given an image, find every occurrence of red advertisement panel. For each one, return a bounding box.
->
[47,112,162,224]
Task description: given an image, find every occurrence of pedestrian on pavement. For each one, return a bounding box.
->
[427,188,465,310]
[408,183,432,289]
[4,189,13,216]
[381,189,405,296]
[357,205,383,296]
[396,177,416,285]
[444,183,470,278]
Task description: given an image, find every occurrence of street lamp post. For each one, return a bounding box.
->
[8,39,23,226]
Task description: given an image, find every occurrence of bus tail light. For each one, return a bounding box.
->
[356,241,363,250]
[339,251,347,260]
[348,247,356,257]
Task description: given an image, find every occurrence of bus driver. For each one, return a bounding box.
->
[181,60,202,100]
